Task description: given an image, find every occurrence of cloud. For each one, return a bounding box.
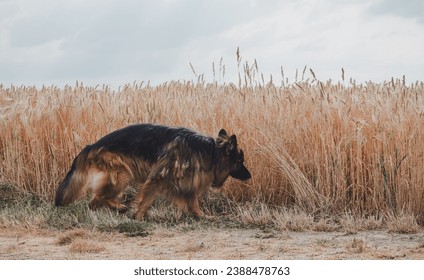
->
[369,0,424,21]
[0,0,273,85]
[203,0,424,83]
[0,0,423,86]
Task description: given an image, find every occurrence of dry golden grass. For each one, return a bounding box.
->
[339,213,383,234]
[1,66,424,224]
[56,228,87,245]
[346,238,368,254]
[69,239,105,254]
[386,212,421,234]
[56,228,105,254]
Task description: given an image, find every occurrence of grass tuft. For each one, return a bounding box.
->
[387,212,421,234]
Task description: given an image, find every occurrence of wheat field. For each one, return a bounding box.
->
[1,66,424,223]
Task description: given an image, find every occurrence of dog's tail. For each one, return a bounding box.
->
[55,146,92,207]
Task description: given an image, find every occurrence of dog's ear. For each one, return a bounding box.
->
[229,135,237,147]
[226,135,237,154]
[239,149,244,159]
[217,129,229,145]
[218,129,228,138]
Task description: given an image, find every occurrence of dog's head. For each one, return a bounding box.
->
[214,129,251,185]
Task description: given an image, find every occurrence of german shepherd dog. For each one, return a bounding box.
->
[55,124,251,220]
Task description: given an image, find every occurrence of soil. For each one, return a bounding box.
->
[1,227,424,260]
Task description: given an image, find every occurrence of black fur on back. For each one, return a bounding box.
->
[90,123,215,163]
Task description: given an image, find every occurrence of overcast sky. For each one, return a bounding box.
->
[0,0,423,87]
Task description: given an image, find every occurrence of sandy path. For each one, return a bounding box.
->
[1,227,424,260]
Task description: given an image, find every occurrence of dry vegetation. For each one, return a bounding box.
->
[1,58,424,230]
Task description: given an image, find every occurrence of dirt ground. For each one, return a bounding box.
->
[1,227,424,260]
